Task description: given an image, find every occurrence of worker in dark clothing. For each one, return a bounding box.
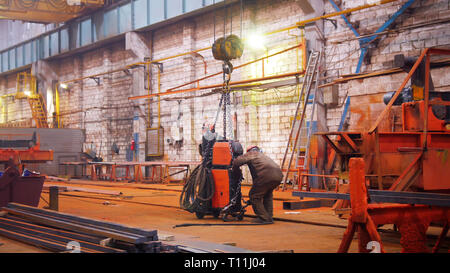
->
[232,146,283,224]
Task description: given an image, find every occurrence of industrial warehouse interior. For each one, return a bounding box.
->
[0,0,449,261]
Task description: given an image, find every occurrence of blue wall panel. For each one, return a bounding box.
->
[24,42,32,65]
[150,0,166,24]
[104,9,119,38]
[32,40,38,63]
[50,32,60,56]
[80,19,93,47]
[119,3,133,33]
[167,0,184,18]
[92,12,105,42]
[134,0,149,29]
[9,49,16,70]
[69,23,80,49]
[60,28,69,53]
[16,45,23,68]
[1,52,8,72]
[186,0,203,12]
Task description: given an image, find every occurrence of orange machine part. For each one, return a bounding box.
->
[402,100,447,132]
[211,169,230,209]
[212,142,232,166]
[422,149,450,190]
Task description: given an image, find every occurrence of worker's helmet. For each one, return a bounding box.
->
[246,146,261,153]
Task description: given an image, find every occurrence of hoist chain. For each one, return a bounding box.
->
[222,61,233,140]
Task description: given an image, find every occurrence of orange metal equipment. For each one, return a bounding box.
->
[211,169,231,209]
[0,133,51,209]
[0,133,53,173]
[313,48,450,193]
[211,142,233,210]
[295,48,450,253]
[402,98,449,132]
[338,158,449,253]
[212,142,233,166]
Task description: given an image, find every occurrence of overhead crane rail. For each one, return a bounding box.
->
[0,0,104,23]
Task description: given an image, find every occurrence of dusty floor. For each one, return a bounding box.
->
[0,179,448,253]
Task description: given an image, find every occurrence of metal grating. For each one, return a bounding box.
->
[147,127,164,157]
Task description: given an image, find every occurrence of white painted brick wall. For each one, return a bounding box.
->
[1,0,449,170]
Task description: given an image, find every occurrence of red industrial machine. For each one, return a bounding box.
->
[180,131,249,221]
[210,141,246,220]
[0,132,53,208]
[211,142,234,210]
[337,158,449,253]
[295,48,450,252]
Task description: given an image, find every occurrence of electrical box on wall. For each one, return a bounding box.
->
[146,127,164,158]
[323,85,339,107]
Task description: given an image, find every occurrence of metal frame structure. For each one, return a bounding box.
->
[324,0,416,171]
[315,48,450,191]
[328,0,416,73]
[0,133,53,164]
[129,42,307,101]
[293,48,450,252]
[294,158,450,253]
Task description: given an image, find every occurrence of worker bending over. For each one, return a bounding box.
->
[232,146,283,224]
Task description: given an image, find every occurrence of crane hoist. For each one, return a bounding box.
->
[179,33,249,222]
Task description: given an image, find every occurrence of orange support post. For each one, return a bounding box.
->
[338,158,385,253]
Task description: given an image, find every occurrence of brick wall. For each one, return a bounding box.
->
[1,0,449,178]
[323,0,450,131]
[145,0,310,168]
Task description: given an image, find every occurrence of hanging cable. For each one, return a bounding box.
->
[230,0,233,35]
[240,0,243,38]
[179,134,216,215]
[223,0,227,37]
[213,0,216,41]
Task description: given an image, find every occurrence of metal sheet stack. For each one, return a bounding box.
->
[0,203,176,253]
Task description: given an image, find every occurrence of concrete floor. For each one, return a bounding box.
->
[0,179,447,253]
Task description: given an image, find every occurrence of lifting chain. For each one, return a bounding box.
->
[211,0,244,141]
[222,61,233,140]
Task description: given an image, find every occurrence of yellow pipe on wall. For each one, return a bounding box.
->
[55,85,61,128]
[147,63,151,128]
[157,68,161,129]
[0,97,5,124]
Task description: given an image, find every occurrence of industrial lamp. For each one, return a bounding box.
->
[246,33,267,51]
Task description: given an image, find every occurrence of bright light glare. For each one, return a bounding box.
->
[60,83,68,89]
[24,91,31,97]
[247,34,266,51]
